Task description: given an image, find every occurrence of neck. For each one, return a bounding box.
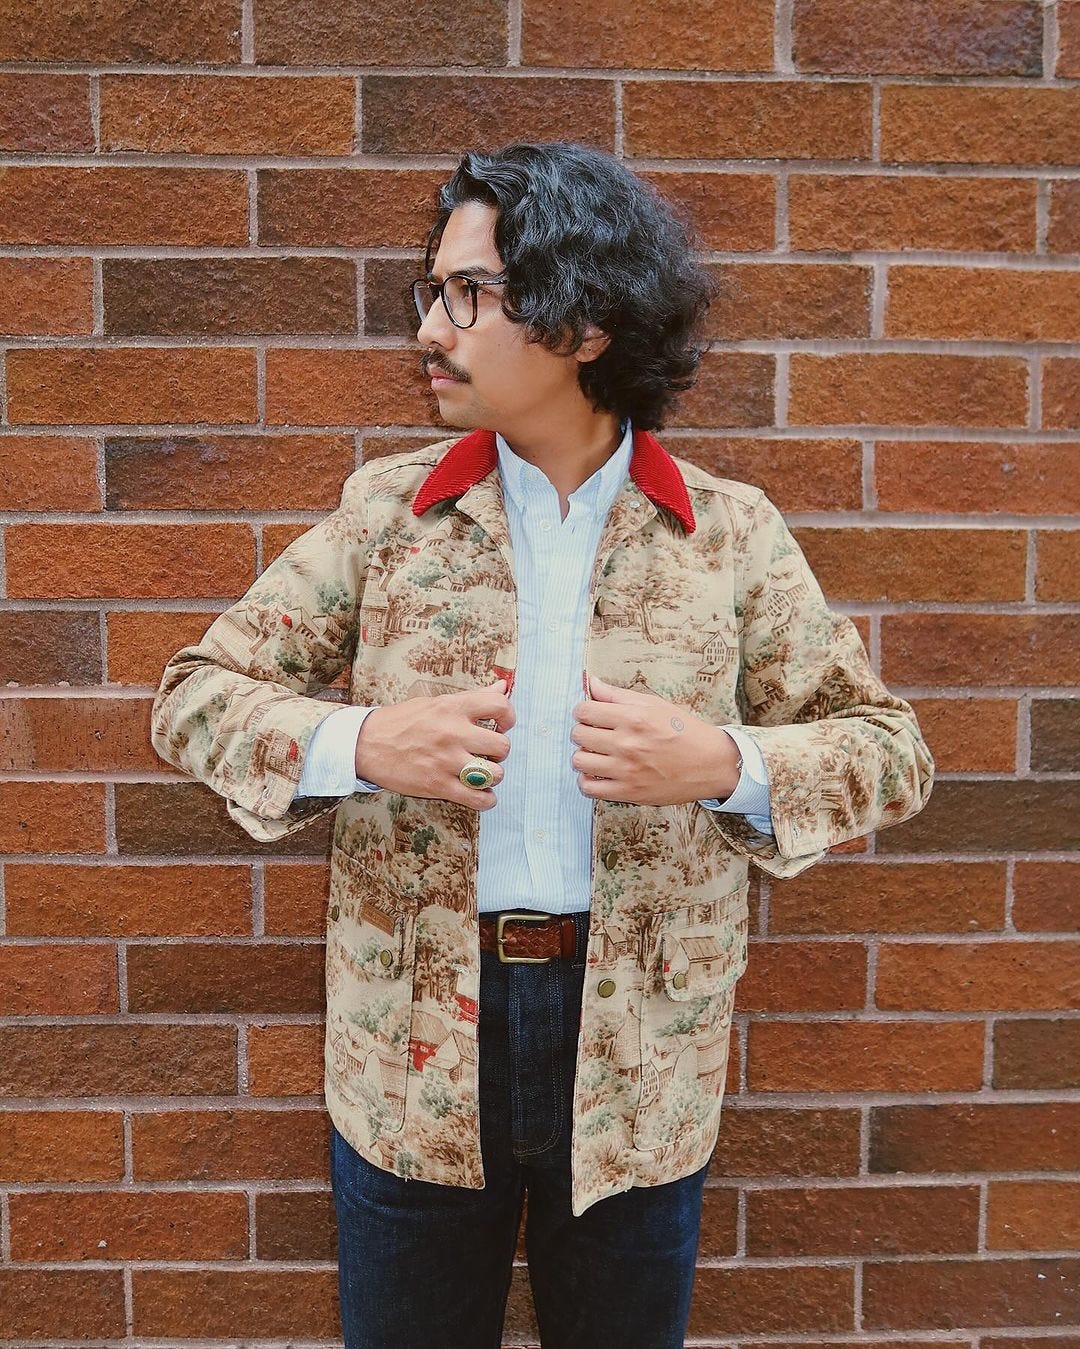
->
[496,408,624,499]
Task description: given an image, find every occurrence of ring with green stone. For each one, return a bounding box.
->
[458,757,496,790]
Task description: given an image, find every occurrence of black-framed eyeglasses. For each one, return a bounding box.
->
[411,273,509,330]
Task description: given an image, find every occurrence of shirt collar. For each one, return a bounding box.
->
[495,418,633,515]
[411,424,696,532]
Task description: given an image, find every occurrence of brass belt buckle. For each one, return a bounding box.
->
[496,911,554,964]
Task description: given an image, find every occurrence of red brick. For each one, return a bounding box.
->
[870,1102,1080,1172]
[640,171,776,251]
[883,86,1080,166]
[735,941,866,1011]
[362,76,615,154]
[0,1110,123,1182]
[747,1021,984,1092]
[4,862,252,938]
[747,1182,980,1256]
[795,0,1042,74]
[0,167,247,246]
[114,781,333,859]
[248,1022,324,1096]
[875,781,1080,855]
[1,1025,236,1098]
[789,174,1036,252]
[1037,529,1080,600]
[909,697,1016,773]
[0,257,93,336]
[0,943,116,1015]
[127,941,324,1014]
[132,1268,339,1338]
[883,613,1080,687]
[258,168,448,247]
[1049,180,1080,253]
[0,0,240,61]
[104,258,356,337]
[0,73,92,151]
[1059,0,1080,75]
[1013,861,1080,931]
[0,434,100,510]
[266,347,453,426]
[10,1189,249,1261]
[794,525,1025,602]
[769,861,1005,935]
[863,1257,1080,1330]
[623,80,872,159]
[1044,358,1080,429]
[263,862,332,936]
[887,265,1080,341]
[703,262,870,341]
[0,781,106,855]
[0,695,157,773]
[6,346,257,426]
[132,1107,328,1180]
[687,1265,854,1336]
[1032,697,1080,770]
[5,522,254,599]
[994,1018,1080,1090]
[523,0,772,68]
[0,610,102,686]
[0,1270,125,1338]
[254,0,504,65]
[876,940,1080,1011]
[255,1189,337,1261]
[105,433,353,509]
[100,74,354,154]
[671,351,774,428]
[988,1181,1080,1250]
[789,353,1028,428]
[876,439,1080,515]
[710,1108,862,1177]
[107,609,221,686]
[671,436,862,512]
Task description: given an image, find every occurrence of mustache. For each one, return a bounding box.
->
[421,355,468,382]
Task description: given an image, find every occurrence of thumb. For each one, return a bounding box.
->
[587,674,651,703]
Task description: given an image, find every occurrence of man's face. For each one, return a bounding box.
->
[417,201,587,435]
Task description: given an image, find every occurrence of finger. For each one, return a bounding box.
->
[577,773,627,800]
[462,686,516,732]
[571,700,624,729]
[468,730,512,763]
[569,722,612,752]
[571,749,615,776]
[447,783,499,812]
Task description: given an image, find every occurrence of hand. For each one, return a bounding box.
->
[570,674,741,806]
[354,678,514,812]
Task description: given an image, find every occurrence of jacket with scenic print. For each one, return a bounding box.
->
[150,426,935,1216]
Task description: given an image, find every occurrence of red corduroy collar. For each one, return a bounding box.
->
[410,426,696,533]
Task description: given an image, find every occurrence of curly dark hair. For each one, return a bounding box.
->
[424,141,715,432]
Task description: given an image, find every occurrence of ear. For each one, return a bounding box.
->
[575,324,611,363]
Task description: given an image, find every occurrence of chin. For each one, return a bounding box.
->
[435,406,478,430]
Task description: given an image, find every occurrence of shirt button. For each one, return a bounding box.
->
[532,828,547,843]
[540,520,552,532]
[545,619,558,633]
[537,723,552,736]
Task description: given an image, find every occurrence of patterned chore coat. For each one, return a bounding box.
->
[150,425,935,1217]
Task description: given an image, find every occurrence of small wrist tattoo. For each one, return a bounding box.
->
[670,716,685,733]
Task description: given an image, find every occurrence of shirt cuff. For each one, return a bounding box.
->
[295,705,383,797]
[698,725,775,836]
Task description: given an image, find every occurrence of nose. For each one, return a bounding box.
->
[417,291,455,349]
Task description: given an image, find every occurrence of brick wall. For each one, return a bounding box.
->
[1,0,1078,1343]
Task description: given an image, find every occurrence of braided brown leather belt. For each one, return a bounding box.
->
[479,911,580,963]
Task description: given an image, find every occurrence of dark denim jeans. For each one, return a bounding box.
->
[329,908,710,1349]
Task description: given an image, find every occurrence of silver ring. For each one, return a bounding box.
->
[459,757,496,790]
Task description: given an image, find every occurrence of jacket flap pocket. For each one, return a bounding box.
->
[658,884,749,1000]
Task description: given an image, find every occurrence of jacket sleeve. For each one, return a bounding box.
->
[149,466,371,844]
[703,488,935,879]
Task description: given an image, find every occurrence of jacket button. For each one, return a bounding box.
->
[329,905,340,922]
[597,978,616,998]
[379,949,394,967]
[672,971,687,990]
[603,849,618,870]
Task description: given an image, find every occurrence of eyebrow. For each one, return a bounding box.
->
[426,264,502,282]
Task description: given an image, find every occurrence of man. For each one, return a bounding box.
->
[151,141,934,1349]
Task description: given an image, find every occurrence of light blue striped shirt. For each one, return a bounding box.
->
[296,420,773,913]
